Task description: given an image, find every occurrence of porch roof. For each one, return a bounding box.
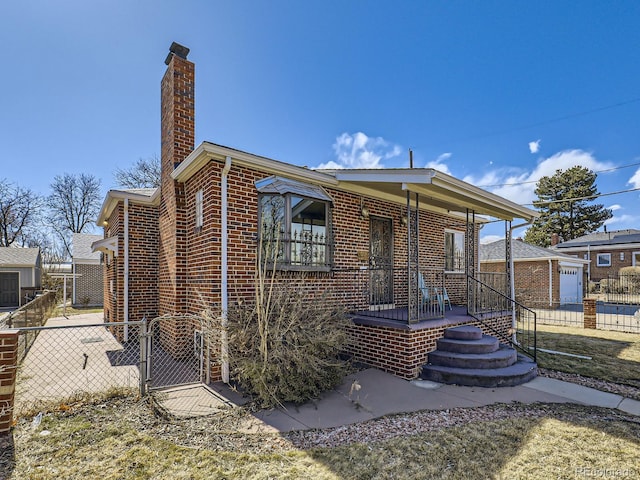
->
[173,142,539,222]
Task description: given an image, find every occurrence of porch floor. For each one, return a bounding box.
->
[352,305,474,330]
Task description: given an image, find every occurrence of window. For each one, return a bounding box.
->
[195,189,203,229]
[257,177,333,269]
[633,252,640,267]
[445,230,465,272]
[596,253,611,267]
[620,252,625,261]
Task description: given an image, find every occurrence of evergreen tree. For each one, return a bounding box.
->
[524,166,612,247]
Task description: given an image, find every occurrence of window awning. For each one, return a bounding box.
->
[255,176,334,203]
[91,236,119,256]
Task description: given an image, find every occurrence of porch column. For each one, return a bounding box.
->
[407,191,419,324]
[505,220,512,298]
[465,209,476,312]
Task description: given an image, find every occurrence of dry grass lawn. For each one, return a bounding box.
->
[2,399,638,480]
[536,324,640,387]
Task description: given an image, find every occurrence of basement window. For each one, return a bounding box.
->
[256,176,333,270]
[596,253,611,267]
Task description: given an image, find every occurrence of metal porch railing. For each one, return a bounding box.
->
[467,275,537,361]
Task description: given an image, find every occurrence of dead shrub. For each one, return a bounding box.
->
[227,278,350,408]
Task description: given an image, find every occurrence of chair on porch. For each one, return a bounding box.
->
[418,272,440,308]
[434,287,452,311]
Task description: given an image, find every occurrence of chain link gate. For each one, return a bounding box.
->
[142,314,214,395]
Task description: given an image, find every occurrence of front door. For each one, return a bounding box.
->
[369,217,393,306]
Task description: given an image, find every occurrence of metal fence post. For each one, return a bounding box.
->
[139,316,148,396]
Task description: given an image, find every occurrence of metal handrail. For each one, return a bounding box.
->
[467,275,537,361]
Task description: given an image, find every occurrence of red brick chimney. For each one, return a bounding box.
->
[161,42,195,180]
[158,42,194,316]
[551,233,560,246]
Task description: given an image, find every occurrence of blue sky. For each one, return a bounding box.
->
[1,1,639,241]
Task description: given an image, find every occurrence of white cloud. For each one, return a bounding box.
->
[605,213,638,226]
[628,167,640,189]
[609,204,622,211]
[466,149,614,207]
[528,139,541,154]
[316,132,402,169]
[480,235,502,245]
[425,152,452,175]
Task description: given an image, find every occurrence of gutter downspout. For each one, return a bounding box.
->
[509,220,532,343]
[124,198,130,342]
[221,156,232,383]
[548,259,553,307]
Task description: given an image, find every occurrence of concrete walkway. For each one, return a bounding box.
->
[208,368,640,433]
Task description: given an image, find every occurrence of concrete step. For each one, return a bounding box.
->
[428,345,517,369]
[436,335,499,354]
[421,357,538,387]
[444,325,483,341]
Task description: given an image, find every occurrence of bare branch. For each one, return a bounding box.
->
[114,155,161,189]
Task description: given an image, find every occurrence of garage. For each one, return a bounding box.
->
[0,247,42,308]
[559,263,583,304]
[0,272,19,307]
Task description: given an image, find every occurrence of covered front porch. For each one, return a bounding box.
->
[329,167,539,379]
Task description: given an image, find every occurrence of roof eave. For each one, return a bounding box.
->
[96,188,159,226]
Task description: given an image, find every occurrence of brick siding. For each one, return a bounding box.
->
[482,260,560,308]
[74,263,103,307]
[0,331,18,434]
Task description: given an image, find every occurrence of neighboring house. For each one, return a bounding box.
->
[552,229,640,283]
[72,233,104,307]
[0,247,42,308]
[480,239,589,307]
[93,43,538,382]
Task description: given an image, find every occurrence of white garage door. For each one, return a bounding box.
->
[559,266,582,304]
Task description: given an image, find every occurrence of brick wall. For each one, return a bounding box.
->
[74,263,103,307]
[176,157,482,380]
[581,247,639,282]
[157,48,195,357]
[0,331,18,434]
[482,259,560,308]
[347,315,511,379]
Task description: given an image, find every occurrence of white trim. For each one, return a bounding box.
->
[596,253,611,267]
[172,142,537,222]
[633,251,640,267]
[556,242,640,253]
[91,236,119,257]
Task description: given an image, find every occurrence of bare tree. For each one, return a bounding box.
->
[114,155,161,189]
[46,173,102,257]
[0,179,42,247]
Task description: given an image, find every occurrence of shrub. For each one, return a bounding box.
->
[226,276,350,408]
[619,267,640,294]
[599,278,623,294]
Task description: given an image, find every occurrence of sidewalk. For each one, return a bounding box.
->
[208,368,640,433]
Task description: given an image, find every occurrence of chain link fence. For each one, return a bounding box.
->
[14,319,144,417]
[0,290,58,330]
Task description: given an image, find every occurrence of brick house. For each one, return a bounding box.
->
[93,43,538,382]
[71,233,104,307]
[480,239,589,307]
[551,229,640,283]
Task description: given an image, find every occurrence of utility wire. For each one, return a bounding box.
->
[522,186,640,207]
[478,160,640,188]
[442,96,640,145]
